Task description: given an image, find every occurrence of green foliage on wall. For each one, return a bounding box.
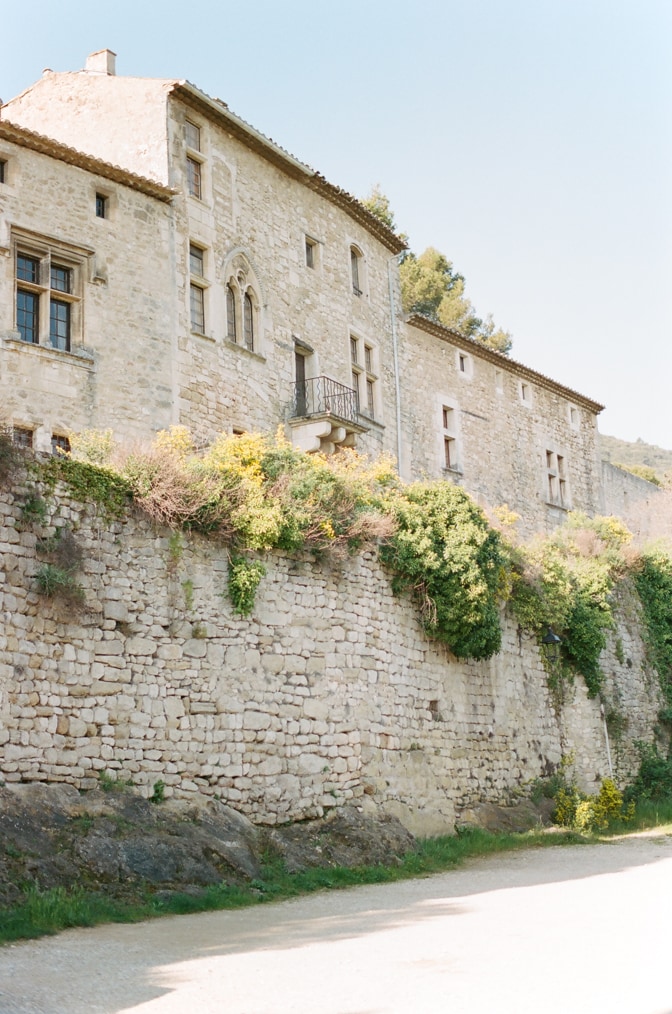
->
[228,557,267,616]
[18,427,672,692]
[633,550,672,704]
[379,482,507,659]
[508,514,631,697]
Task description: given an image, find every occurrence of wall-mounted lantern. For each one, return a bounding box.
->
[541,626,562,664]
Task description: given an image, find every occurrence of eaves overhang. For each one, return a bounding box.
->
[171,81,407,255]
[0,119,176,203]
[408,313,605,415]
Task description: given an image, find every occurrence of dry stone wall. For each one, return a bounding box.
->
[0,483,663,835]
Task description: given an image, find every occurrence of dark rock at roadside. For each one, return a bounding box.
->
[0,783,416,906]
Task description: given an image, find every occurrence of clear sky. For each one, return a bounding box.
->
[2,0,671,448]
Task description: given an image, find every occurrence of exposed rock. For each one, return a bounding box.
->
[456,798,555,833]
[264,805,416,873]
[0,784,416,906]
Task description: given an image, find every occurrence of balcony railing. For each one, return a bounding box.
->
[291,376,359,426]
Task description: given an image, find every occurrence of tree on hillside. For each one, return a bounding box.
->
[361,188,513,355]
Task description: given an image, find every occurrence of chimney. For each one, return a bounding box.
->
[85,50,117,76]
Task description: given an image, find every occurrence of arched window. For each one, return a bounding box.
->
[226,284,237,342]
[243,292,254,351]
[350,246,363,296]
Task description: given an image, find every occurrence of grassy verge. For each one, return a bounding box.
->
[0,825,583,945]
[2,808,670,946]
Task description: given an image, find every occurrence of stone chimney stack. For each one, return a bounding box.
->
[85,50,117,75]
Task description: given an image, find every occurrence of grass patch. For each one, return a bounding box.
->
[0,825,583,945]
[2,806,670,946]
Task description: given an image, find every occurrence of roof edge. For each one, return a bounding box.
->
[408,314,605,414]
[172,82,406,254]
[0,119,176,202]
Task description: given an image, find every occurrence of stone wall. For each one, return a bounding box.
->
[600,461,670,543]
[0,482,662,835]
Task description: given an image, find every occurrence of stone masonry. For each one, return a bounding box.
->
[0,482,662,835]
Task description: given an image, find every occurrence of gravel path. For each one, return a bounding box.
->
[1,832,671,1014]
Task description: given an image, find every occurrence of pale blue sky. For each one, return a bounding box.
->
[2,0,671,447]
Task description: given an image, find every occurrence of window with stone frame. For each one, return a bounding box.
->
[224,254,262,355]
[185,119,204,199]
[546,449,570,507]
[15,245,81,351]
[51,434,71,456]
[350,334,378,418]
[189,243,208,334]
[12,427,33,449]
[350,245,364,296]
[442,405,458,471]
[226,283,237,342]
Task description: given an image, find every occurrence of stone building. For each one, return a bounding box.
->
[0,118,175,453]
[1,49,623,534]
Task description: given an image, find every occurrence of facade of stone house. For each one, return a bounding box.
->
[2,49,615,534]
[0,118,176,453]
[402,316,605,534]
[4,49,406,462]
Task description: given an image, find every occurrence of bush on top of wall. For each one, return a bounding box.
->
[8,426,672,698]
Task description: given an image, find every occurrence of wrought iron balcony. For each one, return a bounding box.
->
[291,376,359,427]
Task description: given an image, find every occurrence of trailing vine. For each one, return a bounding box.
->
[12,427,672,693]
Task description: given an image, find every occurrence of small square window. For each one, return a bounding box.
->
[187,156,202,199]
[12,427,33,449]
[95,193,108,219]
[50,265,72,294]
[17,255,39,284]
[189,244,204,277]
[51,434,71,456]
[185,121,201,151]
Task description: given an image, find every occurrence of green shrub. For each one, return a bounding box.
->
[634,551,672,705]
[625,741,672,801]
[379,482,508,659]
[228,557,266,616]
[35,564,85,606]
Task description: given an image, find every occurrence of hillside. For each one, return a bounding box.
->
[600,433,672,484]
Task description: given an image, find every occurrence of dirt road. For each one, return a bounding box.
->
[1,833,671,1014]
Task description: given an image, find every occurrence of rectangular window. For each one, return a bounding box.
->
[305,238,315,268]
[351,247,362,296]
[95,193,107,219]
[17,290,39,343]
[546,450,569,506]
[189,244,204,277]
[0,160,6,184]
[350,335,377,419]
[190,284,205,333]
[50,264,72,294]
[185,121,201,151]
[187,156,202,199]
[350,336,358,364]
[17,255,39,284]
[50,299,71,351]
[15,244,81,351]
[51,434,71,456]
[441,404,459,473]
[12,427,33,448]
